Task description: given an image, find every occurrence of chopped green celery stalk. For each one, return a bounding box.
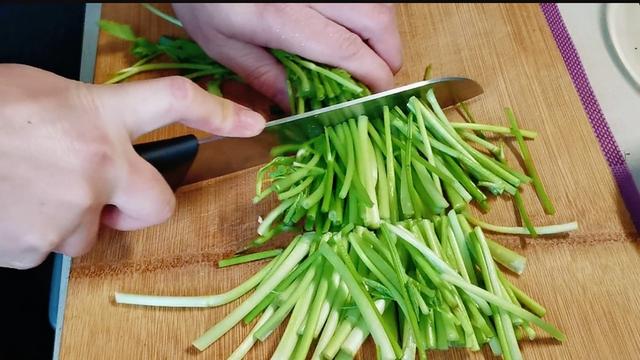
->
[257,234,301,285]
[340,299,388,357]
[465,144,522,187]
[243,249,320,324]
[276,277,301,306]
[412,99,477,163]
[227,305,276,360]
[247,223,294,248]
[410,168,441,216]
[452,288,481,350]
[297,96,305,114]
[291,262,330,360]
[256,197,296,236]
[314,270,341,337]
[406,160,425,219]
[461,131,503,158]
[478,181,504,195]
[270,268,320,360]
[321,143,335,212]
[339,123,356,199]
[116,53,161,74]
[304,201,319,231]
[379,227,428,354]
[323,307,361,359]
[385,222,492,315]
[402,314,418,360]
[256,156,294,194]
[450,122,538,139]
[410,152,472,202]
[367,122,387,156]
[466,215,578,235]
[286,78,296,113]
[412,160,449,210]
[475,227,523,360]
[506,107,555,214]
[394,119,462,160]
[142,3,183,26]
[434,305,449,350]
[469,232,511,359]
[445,226,472,283]
[497,271,525,326]
[310,68,325,101]
[277,176,314,200]
[416,219,442,257]
[354,116,381,228]
[104,63,222,84]
[348,233,403,297]
[493,153,532,184]
[411,97,443,194]
[320,242,401,359]
[327,126,347,163]
[346,190,359,226]
[273,152,321,192]
[394,105,408,120]
[334,350,354,360]
[253,258,320,341]
[183,68,222,80]
[383,107,399,222]
[273,52,311,96]
[321,72,336,98]
[513,188,538,238]
[270,143,303,157]
[114,258,276,308]
[441,155,487,204]
[292,57,363,94]
[218,249,282,268]
[330,193,344,225]
[487,237,527,275]
[374,147,391,220]
[447,210,479,284]
[312,282,349,360]
[301,169,328,209]
[408,283,429,315]
[333,159,374,207]
[500,274,546,317]
[192,233,314,351]
[328,76,343,99]
[456,154,517,195]
[443,181,466,212]
[425,310,436,349]
[399,162,415,218]
[423,64,433,80]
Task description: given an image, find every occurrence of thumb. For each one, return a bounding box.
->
[101,153,176,231]
[90,76,266,140]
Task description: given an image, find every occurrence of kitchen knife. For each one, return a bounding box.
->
[133,76,484,189]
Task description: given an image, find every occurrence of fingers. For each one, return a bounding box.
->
[309,3,403,73]
[101,153,176,231]
[223,4,395,92]
[195,30,291,112]
[90,76,266,140]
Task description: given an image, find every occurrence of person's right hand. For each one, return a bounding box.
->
[0,64,265,269]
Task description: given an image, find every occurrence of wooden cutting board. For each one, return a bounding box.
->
[59,3,640,359]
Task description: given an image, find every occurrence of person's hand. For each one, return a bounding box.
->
[0,64,265,269]
[172,3,403,111]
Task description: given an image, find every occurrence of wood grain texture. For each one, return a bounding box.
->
[60,3,640,359]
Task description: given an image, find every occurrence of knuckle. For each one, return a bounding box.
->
[335,32,365,61]
[164,76,196,114]
[245,62,278,95]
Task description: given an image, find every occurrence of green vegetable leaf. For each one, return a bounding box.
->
[98,19,138,41]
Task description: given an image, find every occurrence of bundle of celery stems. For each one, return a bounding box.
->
[108,5,577,360]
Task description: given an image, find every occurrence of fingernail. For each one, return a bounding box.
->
[237,107,266,137]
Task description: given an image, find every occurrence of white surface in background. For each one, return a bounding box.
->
[606,4,640,88]
[558,4,640,187]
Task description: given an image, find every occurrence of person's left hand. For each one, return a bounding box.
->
[173,3,403,112]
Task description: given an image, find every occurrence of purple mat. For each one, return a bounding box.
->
[541,3,640,232]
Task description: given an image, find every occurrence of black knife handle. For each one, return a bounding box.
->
[133,134,199,190]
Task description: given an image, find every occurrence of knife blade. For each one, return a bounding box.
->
[133,76,483,189]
